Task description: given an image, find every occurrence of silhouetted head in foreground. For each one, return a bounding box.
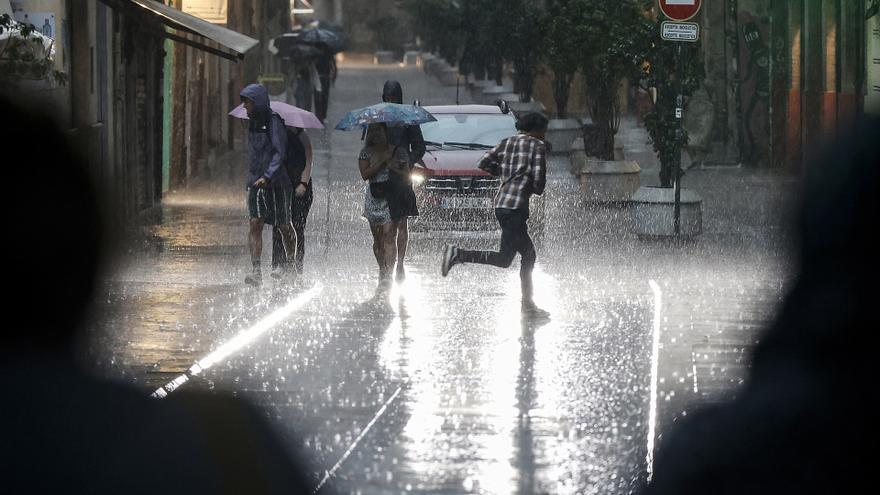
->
[381,79,403,104]
[0,95,318,493]
[641,117,878,494]
[3,97,106,357]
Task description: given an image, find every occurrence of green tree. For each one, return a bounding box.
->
[0,14,66,91]
[575,0,650,160]
[400,0,464,63]
[636,13,705,187]
[461,0,509,84]
[544,0,583,118]
[506,0,547,102]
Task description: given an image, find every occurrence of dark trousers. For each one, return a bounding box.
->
[313,76,331,122]
[457,208,536,300]
[272,181,313,272]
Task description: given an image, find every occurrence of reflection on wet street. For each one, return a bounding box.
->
[87,64,792,494]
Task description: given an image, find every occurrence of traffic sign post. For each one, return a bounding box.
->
[661,21,700,42]
[658,0,702,236]
[674,43,684,236]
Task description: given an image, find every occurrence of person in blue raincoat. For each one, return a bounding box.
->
[239,83,297,286]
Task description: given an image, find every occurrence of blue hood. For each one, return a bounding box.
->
[240,83,270,110]
[240,83,290,189]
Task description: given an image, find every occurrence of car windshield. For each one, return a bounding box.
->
[420,113,517,148]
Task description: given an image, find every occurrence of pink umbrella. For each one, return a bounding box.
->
[229,101,324,129]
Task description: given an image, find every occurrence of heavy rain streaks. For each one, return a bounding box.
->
[88,61,792,494]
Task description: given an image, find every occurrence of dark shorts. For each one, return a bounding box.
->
[247,187,293,226]
[387,179,419,220]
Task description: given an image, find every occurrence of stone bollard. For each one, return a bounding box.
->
[569,138,585,174]
[545,118,581,154]
[574,155,641,202]
[423,57,441,75]
[403,51,420,66]
[498,92,521,103]
[468,80,493,101]
[480,85,514,105]
[428,59,451,78]
[374,51,396,65]
[509,100,547,116]
[419,53,436,71]
[630,186,703,238]
[439,67,461,86]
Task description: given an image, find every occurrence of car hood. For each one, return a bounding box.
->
[420,149,491,176]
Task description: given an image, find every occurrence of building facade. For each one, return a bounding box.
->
[699,0,876,170]
[4,0,259,221]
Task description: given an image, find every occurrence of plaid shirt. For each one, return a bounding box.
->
[478,133,547,210]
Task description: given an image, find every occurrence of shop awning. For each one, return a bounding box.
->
[97,0,258,61]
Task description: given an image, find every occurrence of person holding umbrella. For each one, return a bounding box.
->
[381,80,425,282]
[229,92,324,281]
[238,83,296,286]
[358,123,409,292]
[336,100,436,292]
[313,45,336,123]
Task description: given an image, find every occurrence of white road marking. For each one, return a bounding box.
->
[313,384,405,493]
[152,283,323,399]
[647,280,663,482]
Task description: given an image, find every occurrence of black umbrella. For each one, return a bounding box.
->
[286,43,321,61]
[298,27,347,53]
[272,33,321,60]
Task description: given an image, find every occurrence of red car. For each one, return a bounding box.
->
[411,104,546,238]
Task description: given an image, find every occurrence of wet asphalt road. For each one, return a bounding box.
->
[87,62,795,494]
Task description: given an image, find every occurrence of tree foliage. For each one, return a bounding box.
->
[459,0,509,84]
[0,14,66,91]
[400,0,465,63]
[636,12,705,187]
[403,0,546,100]
[544,0,583,118]
[506,0,547,102]
[575,0,651,160]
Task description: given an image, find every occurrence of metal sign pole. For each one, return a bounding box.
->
[673,42,683,237]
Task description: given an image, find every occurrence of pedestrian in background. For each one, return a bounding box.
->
[313,45,336,123]
[381,80,425,282]
[294,58,320,113]
[359,123,410,292]
[271,125,313,277]
[441,111,549,318]
[240,83,297,286]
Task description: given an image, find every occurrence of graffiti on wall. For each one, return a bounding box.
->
[737,12,771,166]
[868,0,880,115]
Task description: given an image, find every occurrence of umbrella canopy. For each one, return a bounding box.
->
[298,27,347,53]
[271,34,322,60]
[229,101,324,129]
[335,103,437,131]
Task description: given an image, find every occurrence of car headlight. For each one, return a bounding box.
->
[411,171,425,185]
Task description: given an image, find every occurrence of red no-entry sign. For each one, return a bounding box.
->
[658,0,702,21]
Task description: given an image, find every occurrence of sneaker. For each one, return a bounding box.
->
[244,270,262,287]
[521,301,550,319]
[441,245,458,277]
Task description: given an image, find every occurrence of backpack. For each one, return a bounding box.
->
[283,126,307,186]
